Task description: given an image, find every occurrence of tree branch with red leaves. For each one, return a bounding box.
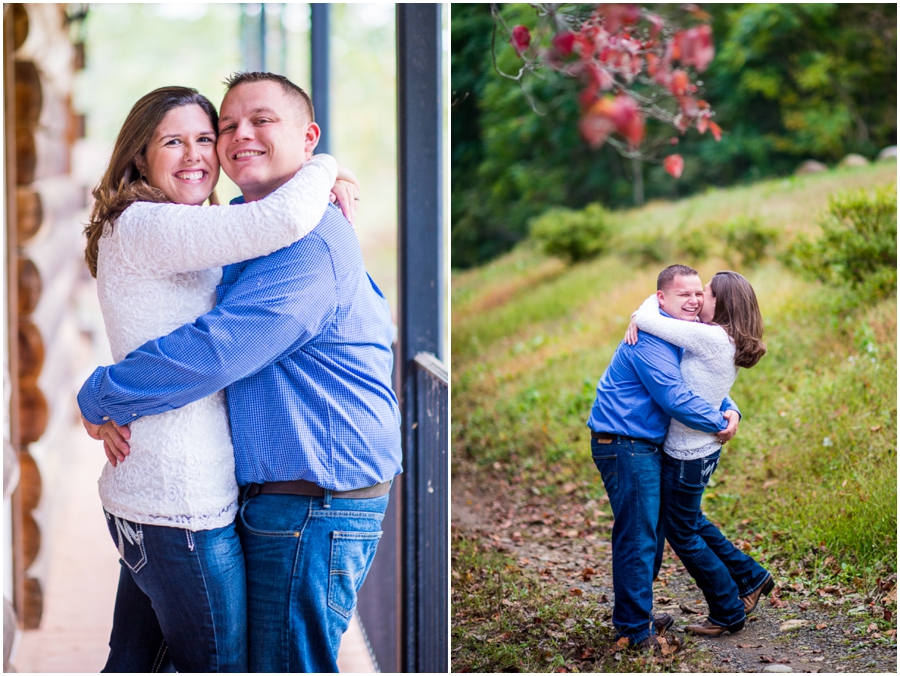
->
[493,3,723,178]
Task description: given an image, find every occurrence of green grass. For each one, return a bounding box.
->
[453,163,897,652]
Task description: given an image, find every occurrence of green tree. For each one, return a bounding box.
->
[451,3,897,269]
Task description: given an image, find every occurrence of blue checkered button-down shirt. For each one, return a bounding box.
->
[79,204,403,490]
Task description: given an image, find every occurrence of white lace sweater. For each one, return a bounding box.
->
[95,154,337,531]
[633,295,739,460]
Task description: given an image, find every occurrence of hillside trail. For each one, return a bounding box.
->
[452,472,897,673]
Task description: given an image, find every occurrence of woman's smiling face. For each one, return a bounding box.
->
[137,104,220,205]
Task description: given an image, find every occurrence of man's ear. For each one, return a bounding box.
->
[656,288,666,309]
[303,122,321,156]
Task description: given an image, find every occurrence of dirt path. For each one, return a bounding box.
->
[452,473,898,673]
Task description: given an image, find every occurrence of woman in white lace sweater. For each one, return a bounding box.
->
[81,86,356,673]
[628,271,773,638]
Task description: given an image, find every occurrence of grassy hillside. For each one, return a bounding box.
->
[452,162,897,581]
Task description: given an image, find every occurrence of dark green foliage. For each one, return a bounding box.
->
[722,216,780,268]
[529,203,612,263]
[451,3,898,268]
[783,186,897,300]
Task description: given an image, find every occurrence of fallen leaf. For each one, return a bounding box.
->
[760,655,774,663]
[815,623,827,630]
[579,648,595,660]
[799,601,810,610]
[737,644,763,648]
[779,619,808,632]
[867,622,878,633]
[569,587,583,597]
[884,609,892,621]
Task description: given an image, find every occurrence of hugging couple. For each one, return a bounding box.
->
[587,264,775,652]
[78,72,401,672]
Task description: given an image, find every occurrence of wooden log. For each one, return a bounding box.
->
[15,125,35,185]
[12,4,28,50]
[21,577,42,629]
[19,385,48,445]
[16,186,42,243]
[20,512,39,571]
[17,320,43,384]
[17,450,41,513]
[17,257,41,316]
[13,60,41,128]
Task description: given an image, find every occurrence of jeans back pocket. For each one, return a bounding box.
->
[327,531,383,618]
[105,511,148,574]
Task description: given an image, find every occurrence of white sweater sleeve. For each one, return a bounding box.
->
[111,154,337,275]
[633,294,730,358]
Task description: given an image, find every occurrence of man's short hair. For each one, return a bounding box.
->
[223,72,315,123]
[657,264,700,291]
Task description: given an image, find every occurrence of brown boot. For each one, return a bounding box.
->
[741,575,775,615]
[685,618,744,636]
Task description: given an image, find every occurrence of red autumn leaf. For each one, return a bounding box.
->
[647,13,664,38]
[603,4,640,34]
[697,116,709,135]
[510,25,531,57]
[664,154,684,178]
[675,25,714,72]
[646,52,659,77]
[553,31,576,57]
[709,121,722,141]
[670,69,689,96]
[590,63,615,92]
[579,109,616,149]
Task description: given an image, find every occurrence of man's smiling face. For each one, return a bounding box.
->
[656,273,704,321]
[216,80,319,202]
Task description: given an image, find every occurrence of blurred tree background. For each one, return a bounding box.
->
[451,3,897,269]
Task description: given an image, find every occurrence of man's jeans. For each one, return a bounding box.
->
[101,511,247,673]
[591,437,665,644]
[661,450,769,628]
[237,489,389,673]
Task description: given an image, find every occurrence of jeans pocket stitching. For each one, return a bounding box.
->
[327,530,383,619]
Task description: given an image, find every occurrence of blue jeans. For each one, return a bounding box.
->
[237,489,389,673]
[101,510,247,673]
[661,450,770,628]
[591,437,665,644]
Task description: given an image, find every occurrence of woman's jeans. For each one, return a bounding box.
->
[237,490,389,673]
[661,450,770,628]
[591,437,666,644]
[101,510,247,673]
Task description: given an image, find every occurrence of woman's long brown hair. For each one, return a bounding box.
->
[709,271,767,368]
[84,86,219,277]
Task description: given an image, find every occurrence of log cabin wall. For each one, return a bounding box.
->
[3,3,87,659]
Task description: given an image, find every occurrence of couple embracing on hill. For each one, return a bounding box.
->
[587,264,774,653]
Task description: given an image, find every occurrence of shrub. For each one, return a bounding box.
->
[529,203,612,263]
[620,228,673,266]
[722,216,780,269]
[675,223,712,262]
[782,186,897,300]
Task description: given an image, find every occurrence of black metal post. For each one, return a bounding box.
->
[397,4,444,673]
[310,3,330,154]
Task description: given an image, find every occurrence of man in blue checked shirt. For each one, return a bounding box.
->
[79,72,402,672]
[586,264,739,654]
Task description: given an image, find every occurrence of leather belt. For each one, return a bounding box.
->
[244,479,391,500]
[591,431,653,445]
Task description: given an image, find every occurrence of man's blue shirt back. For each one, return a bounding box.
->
[587,313,735,445]
[79,203,402,490]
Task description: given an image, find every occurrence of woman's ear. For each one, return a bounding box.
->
[134,153,147,179]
